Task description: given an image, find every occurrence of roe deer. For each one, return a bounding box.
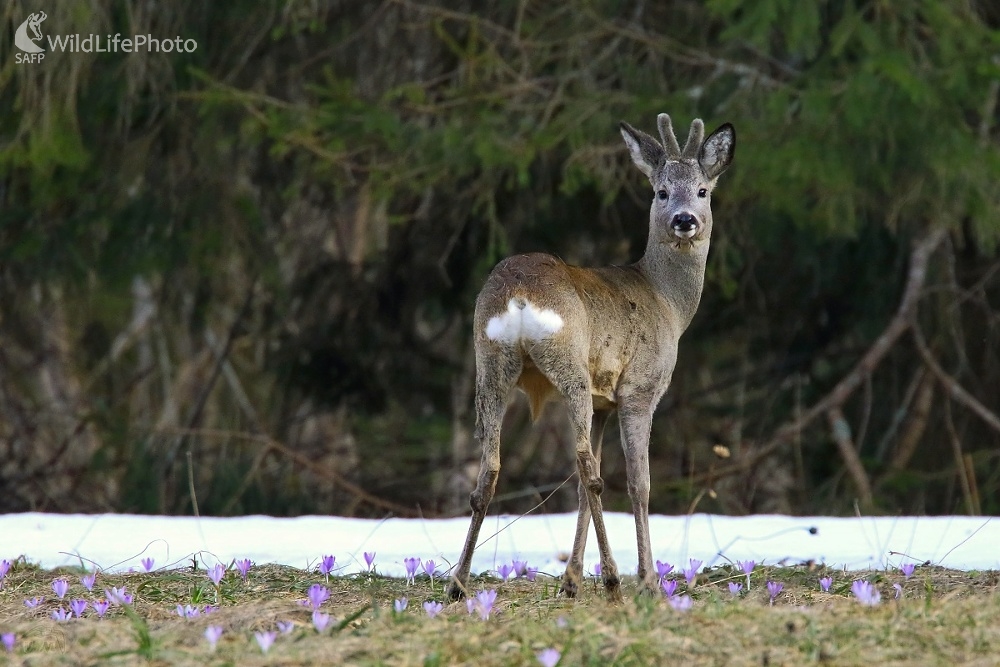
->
[447,114,735,601]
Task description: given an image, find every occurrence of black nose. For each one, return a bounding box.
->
[671,212,697,232]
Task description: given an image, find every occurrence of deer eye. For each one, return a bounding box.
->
[698,188,708,198]
[657,190,668,201]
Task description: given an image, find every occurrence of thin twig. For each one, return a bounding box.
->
[186,450,200,518]
[161,426,425,518]
[943,399,975,516]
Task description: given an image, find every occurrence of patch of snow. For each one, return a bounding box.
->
[0,512,995,576]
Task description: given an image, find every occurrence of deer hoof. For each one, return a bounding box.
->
[636,577,659,597]
[604,575,623,603]
[559,574,580,598]
[446,581,466,601]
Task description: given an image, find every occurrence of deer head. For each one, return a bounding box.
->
[620,114,735,246]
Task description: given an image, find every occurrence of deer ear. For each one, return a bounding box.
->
[699,123,735,180]
[620,122,664,179]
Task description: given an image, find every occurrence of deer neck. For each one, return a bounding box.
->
[636,227,710,331]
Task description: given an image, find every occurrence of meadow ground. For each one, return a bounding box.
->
[0,559,998,666]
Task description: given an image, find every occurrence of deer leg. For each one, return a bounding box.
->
[619,401,657,595]
[561,408,612,598]
[565,391,621,602]
[447,351,520,600]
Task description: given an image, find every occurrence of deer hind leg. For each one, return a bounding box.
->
[561,408,613,598]
[447,346,522,600]
[531,347,621,602]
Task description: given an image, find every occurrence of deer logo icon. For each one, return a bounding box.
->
[14,11,47,53]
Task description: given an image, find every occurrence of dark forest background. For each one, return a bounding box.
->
[2,0,999,519]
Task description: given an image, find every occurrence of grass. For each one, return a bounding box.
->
[1,559,999,666]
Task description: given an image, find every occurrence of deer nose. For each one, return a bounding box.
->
[671,213,697,232]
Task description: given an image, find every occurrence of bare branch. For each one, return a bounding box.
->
[914,328,1000,435]
[826,407,873,507]
[689,227,946,485]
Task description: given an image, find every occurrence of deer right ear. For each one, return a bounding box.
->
[620,122,664,180]
[699,123,736,180]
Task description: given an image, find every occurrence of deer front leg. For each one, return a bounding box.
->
[561,409,613,599]
[619,401,657,595]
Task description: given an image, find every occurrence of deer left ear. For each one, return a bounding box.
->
[699,123,735,180]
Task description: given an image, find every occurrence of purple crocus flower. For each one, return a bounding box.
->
[669,594,693,612]
[684,559,702,586]
[475,589,497,620]
[363,552,376,572]
[176,604,200,619]
[422,560,437,579]
[496,563,515,582]
[738,559,755,588]
[466,598,477,615]
[766,580,783,605]
[512,559,527,578]
[525,567,539,582]
[203,605,218,615]
[2,633,14,653]
[207,563,225,587]
[312,610,332,632]
[277,621,294,635]
[92,599,110,618]
[851,580,881,606]
[140,558,155,573]
[423,601,444,618]
[236,558,253,582]
[51,607,70,622]
[728,582,743,597]
[51,578,69,599]
[307,584,330,610]
[318,555,336,579]
[255,630,277,654]
[24,596,44,608]
[655,560,674,580]
[105,586,130,606]
[81,573,96,591]
[537,648,561,667]
[70,599,88,618]
[900,563,916,580]
[819,576,833,592]
[592,562,601,577]
[893,583,903,599]
[661,578,678,598]
[403,557,421,584]
[0,559,11,579]
[393,597,408,613]
[205,625,223,650]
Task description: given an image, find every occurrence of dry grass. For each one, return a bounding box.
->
[1,559,999,666]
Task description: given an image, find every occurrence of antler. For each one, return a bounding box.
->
[658,114,705,161]
[681,119,705,160]
[656,114,682,160]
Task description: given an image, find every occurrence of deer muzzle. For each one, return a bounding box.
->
[671,212,698,239]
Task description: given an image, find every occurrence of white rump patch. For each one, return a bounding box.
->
[485,298,564,343]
